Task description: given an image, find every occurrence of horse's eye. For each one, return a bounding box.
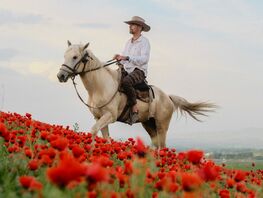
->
[73,56,78,60]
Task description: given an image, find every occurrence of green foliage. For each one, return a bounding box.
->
[72,123,79,132]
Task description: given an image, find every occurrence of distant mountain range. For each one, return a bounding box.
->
[167,127,263,151]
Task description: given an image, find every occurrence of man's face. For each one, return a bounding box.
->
[129,24,142,34]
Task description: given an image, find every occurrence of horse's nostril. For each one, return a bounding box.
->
[57,73,65,82]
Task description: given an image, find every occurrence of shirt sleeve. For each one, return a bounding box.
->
[120,40,129,65]
[129,39,150,66]
[121,40,129,56]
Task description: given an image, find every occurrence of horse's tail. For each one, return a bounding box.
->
[169,95,217,122]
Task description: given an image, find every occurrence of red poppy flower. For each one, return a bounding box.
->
[187,150,204,164]
[234,170,246,182]
[91,156,114,168]
[178,152,186,160]
[0,122,10,141]
[124,161,133,175]
[86,163,109,184]
[19,175,42,190]
[47,152,87,187]
[181,173,203,192]
[24,148,33,158]
[40,131,49,140]
[119,175,128,188]
[159,150,166,157]
[47,147,56,159]
[198,161,220,181]
[28,159,39,171]
[7,144,20,153]
[19,176,35,188]
[135,138,147,158]
[50,137,68,151]
[25,113,32,119]
[226,178,235,188]
[29,179,43,190]
[72,145,85,158]
[25,120,31,127]
[219,189,230,198]
[87,191,97,198]
[126,189,135,198]
[17,136,27,147]
[152,192,158,198]
[41,154,53,166]
[169,182,179,193]
[236,182,247,193]
[0,122,7,136]
[154,178,165,191]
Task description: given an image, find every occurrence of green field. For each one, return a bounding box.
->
[224,160,263,171]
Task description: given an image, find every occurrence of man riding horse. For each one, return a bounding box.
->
[114,16,151,125]
[57,16,215,148]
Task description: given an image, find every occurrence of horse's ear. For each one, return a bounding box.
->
[67,40,72,46]
[82,42,90,51]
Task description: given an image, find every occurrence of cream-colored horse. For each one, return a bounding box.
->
[57,41,216,148]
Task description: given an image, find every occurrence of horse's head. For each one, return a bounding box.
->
[57,40,90,82]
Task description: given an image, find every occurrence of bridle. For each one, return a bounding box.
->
[60,51,120,109]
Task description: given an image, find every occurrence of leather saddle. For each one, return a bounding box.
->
[118,80,154,103]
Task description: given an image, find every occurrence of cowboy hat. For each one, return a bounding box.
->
[124,16,151,32]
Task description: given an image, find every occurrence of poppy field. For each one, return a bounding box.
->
[0,111,262,197]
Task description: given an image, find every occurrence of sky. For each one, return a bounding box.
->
[0,0,263,149]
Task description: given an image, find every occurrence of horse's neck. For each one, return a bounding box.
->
[80,61,119,98]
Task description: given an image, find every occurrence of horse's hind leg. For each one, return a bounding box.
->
[142,118,159,147]
[155,111,173,148]
[156,127,168,148]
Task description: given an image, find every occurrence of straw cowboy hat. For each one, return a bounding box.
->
[124,16,151,32]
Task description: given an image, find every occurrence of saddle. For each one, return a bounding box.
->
[117,71,155,125]
[118,80,154,103]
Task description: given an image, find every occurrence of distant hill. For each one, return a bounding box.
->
[167,127,263,150]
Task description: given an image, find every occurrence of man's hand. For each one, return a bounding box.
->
[113,54,128,61]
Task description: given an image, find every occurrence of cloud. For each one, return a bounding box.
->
[0,9,46,25]
[0,48,19,61]
[27,61,59,81]
[151,0,263,44]
[76,23,111,29]
[1,60,59,82]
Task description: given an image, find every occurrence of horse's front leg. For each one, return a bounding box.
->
[101,125,110,140]
[90,112,113,139]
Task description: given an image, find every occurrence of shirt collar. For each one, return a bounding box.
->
[130,35,143,43]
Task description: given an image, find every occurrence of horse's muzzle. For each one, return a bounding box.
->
[57,72,69,83]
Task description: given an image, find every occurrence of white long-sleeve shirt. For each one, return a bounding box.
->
[120,35,150,76]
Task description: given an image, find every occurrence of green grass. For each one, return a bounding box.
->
[224,160,263,170]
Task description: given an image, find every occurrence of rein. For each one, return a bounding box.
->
[67,56,120,109]
[60,51,119,76]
